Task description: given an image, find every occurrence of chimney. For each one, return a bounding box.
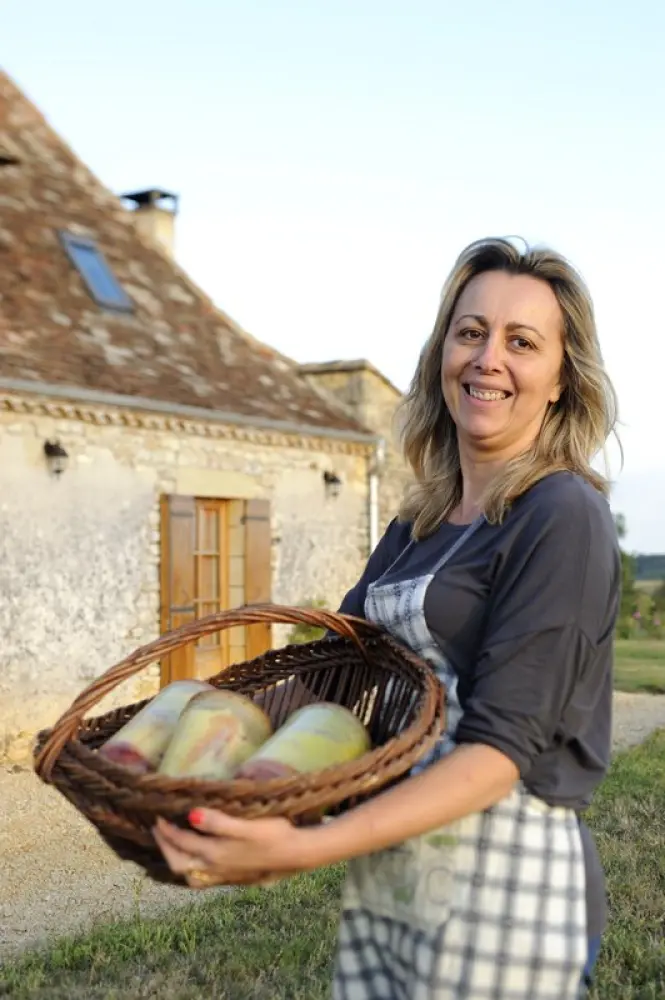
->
[122,188,179,258]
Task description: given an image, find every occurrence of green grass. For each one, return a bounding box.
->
[0,866,346,999]
[614,639,665,694]
[634,579,663,597]
[1,733,664,999]
[585,730,665,999]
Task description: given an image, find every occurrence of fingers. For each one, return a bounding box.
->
[153,817,217,861]
[153,815,254,882]
[188,808,251,837]
[185,868,228,889]
[185,868,285,889]
[153,825,205,879]
[153,825,234,888]
[152,811,301,886]
[153,818,296,890]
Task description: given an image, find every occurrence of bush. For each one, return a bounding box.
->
[286,598,328,645]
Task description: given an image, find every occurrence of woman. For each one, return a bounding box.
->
[154,237,621,999]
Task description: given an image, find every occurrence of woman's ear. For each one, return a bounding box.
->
[550,358,567,404]
[548,383,563,404]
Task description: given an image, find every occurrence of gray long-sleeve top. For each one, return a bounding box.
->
[337,471,621,937]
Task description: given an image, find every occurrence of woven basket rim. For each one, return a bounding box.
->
[35,685,435,796]
[34,604,437,780]
[30,606,445,883]
[35,628,441,786]
[32,603,445,852]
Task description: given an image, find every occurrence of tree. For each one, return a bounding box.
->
[652,579,665,616]
[613,512,637,636]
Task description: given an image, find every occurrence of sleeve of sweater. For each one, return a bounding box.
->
[454,487,620,777]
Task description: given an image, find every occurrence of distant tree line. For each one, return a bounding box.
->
[634,554,665,581]
[614,514,665,638]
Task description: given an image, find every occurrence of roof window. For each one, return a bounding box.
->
[59,231,133,312]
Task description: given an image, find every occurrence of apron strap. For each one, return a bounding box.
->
[429,515,485,574]
[372,515,485,586]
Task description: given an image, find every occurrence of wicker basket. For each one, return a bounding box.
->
[33,604,444,885]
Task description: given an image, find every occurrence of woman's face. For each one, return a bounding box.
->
[441,270,565,460]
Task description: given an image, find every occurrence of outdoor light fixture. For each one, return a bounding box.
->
[43,440,69,476]
[323,470,342,499]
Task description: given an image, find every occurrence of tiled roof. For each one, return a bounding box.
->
[0,71,369,437]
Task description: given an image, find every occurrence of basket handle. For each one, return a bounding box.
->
[35,603,381,780]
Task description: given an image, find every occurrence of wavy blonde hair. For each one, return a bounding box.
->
[398,237,619,538]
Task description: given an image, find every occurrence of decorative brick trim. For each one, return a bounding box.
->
[0,392,374,457]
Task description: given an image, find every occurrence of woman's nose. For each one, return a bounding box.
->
[473,334,505,372]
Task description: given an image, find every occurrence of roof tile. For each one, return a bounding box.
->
[0,71,368,436]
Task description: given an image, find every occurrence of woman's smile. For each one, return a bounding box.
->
[462,382,513,403]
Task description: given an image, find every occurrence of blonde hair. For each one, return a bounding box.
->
[398,237,619,538]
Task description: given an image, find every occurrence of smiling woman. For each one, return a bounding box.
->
[443,272,565,479]
[400,238,617,535]
[153,237,622,1000]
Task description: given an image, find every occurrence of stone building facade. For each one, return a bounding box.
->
[0,70,410,759]
[300,360,412,531]
[0,390,376,759]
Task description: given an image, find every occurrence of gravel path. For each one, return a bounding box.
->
[2,691,664,961]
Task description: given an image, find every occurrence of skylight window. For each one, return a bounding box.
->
[59,231,133,312]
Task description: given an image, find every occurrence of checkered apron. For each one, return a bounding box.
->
[332,519,588,1000]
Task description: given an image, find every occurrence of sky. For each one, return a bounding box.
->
[3,0,664,551]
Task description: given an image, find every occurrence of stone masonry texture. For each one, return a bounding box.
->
[0,400,371,760]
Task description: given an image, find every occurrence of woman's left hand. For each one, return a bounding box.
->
[152,809,310,889]
[153,744,521,890]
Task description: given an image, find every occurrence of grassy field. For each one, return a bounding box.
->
[1,731,663,1000]
[635,579,663,598]
[613,639,665,694]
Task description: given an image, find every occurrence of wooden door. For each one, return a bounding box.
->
[193,499,231,680]
[160,495,273,685]
[243,498,273,661]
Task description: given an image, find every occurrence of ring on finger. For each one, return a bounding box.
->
[187,867,222,886]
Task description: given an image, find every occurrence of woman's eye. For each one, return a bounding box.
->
[461,328,483,341]
[512,336,533,350]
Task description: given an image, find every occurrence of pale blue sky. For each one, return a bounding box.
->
[3,0,664,550]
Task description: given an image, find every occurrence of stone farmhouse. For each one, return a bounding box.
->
[0,70,410,759]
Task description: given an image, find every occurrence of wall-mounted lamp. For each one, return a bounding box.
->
[323,470,342,499]
[44,440,69,477]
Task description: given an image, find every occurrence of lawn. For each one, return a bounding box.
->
[1,731,664,1000]
[635,579,663,598]
[613,639,665,694]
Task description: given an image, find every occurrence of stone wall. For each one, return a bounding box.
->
[0,394,371,760]
[300,362,412,534]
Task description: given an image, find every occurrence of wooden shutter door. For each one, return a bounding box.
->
[160,494,196,685]
[244,498,273,660]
